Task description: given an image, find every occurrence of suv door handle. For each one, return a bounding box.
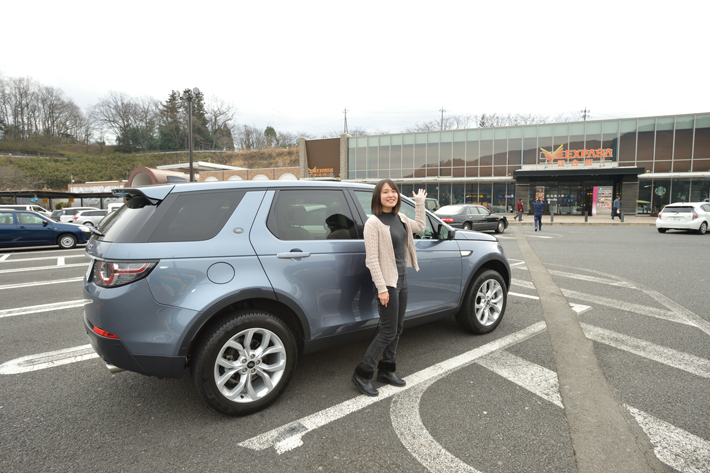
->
[277,252,311,259]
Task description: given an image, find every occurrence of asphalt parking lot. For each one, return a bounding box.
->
[1,226,708,472]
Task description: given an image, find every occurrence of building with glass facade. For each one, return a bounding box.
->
[300,113,710,216]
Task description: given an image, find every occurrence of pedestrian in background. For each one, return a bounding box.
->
[533,197,545,231]
[351,179,427,397]
[516,198,524,222]
[612,195,621,220]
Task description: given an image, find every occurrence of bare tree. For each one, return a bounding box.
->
[89,91,138,147]
[233,124,268,150]
[205,97,237,150]
[0,165,44,190]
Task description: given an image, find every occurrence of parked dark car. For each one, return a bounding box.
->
[435,204,509,233]
[83,181,510,416]
[0,210,92,249]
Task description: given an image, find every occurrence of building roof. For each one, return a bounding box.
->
[157,161,247,172]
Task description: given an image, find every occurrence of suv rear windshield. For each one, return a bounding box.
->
[97,190,245,243]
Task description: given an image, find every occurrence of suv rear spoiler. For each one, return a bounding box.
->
[113,185,174,202]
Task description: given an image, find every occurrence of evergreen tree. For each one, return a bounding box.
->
[158,91,184,150]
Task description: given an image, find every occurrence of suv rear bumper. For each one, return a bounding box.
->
[84,316,185,378]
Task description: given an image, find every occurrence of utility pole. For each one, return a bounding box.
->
[343,108,348,134]
[179,87,200,182]
[581,106,590,122]
[439,107,446,130]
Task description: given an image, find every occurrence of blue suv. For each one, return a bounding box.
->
[83,181,510,415]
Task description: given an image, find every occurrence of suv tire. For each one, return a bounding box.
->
[191,310,297,416]
[456,270,507,334]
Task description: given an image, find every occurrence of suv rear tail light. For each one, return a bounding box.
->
[92,260,157,288]
[441,217,454,223]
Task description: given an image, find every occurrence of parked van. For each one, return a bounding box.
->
[0,204,52,217]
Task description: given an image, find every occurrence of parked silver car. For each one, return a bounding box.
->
[72,209,109,227]
[57,207,99,223]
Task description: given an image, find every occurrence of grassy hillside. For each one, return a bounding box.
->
[0,141,298,191]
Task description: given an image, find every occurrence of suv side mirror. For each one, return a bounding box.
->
[438,224,456,240]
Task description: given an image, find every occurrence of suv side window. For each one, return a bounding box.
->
[148,190,246,242]
[353,190,434,239]
[268,190,360,241]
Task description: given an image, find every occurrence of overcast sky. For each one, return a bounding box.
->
[2,0,707,137]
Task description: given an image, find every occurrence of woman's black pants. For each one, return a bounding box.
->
[361,274,408,372]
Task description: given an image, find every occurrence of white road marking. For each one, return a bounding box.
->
[0,263,88,274]
[626,405,710,473]
[57,257,65,266]
[475,350,562,407]
[0,277,84,291]
[549,270,637,288]
[512,279,691,326]
[0,254,86,263]
[508,261,527,267]
[527,234,553,239]
[508,291,590,315]
[239,322,547,455]
[0,345,98,375]
[0,300,91,319]
[0,254,9,261]
[581,324,710,379]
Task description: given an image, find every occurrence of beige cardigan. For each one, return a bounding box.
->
[363,195,426,294]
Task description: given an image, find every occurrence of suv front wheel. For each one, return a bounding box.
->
[191,310,297,416]
[456,269,507,334]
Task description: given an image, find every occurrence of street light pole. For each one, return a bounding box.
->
[180,87,200,182]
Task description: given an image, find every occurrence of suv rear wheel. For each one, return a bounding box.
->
[191,310,297,416]
[456,270,507,334]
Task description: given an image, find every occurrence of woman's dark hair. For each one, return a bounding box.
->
[371,179,401,216]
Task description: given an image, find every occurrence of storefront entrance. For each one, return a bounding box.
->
[528,180,616,216]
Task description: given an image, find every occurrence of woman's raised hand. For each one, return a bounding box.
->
[413,189,427,199]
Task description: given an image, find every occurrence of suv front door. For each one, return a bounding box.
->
[352,190,462,318]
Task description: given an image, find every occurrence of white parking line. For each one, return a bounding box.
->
[0,277,84,291]
[0,254,87,263]
[549,270,637,288]
[472,350,710,473]
[0,263,88,274]
[581,323,710,378]
[0,345,98,375]
[0,300,91,319]
[239,322,547,455]
[57,257,65,266]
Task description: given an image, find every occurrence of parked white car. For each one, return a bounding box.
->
[57,207,99,223]
[655,202,710,234]
[0,204,52,218]
[71,209,109,227]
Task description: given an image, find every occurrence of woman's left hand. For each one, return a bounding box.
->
[413,189,427,199]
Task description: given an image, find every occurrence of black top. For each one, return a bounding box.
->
[377,211,407,276]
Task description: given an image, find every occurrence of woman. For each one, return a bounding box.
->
[352,179,427,396]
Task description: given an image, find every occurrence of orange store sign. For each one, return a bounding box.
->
[540,145,613,168]
[308,167,334,177]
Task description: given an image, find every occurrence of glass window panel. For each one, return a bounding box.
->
[425,183,439,203]
[494,129,507,172]
[671,178,690,203]
[466,134,480,169]
[638,180,652,214]
[439,183,452,206]
[492,183,507,213]
[414,132,426,170]
[637,161,653,173]
[480,129,493,172]
[379,144,390,173]
[453,140,465,167]
[391,134,402,146]
[694,114,710,161]
[348,138,356,148]
[673,115,694,162]
[585,121,602,150]
[379,136,390,146]
[654,161,671,172]
[357,137,367,147]
[494,128,507,140]
[390,141,402,171]
[368,136,378,146]
[402,138,414,176]
[403,134,414,145]
[400,184,413,198]
[690,178,709,202]
[453,167,465,177]
[355,146,366,175]
[508,132,522,169]
[523,127,537,165]
[619,119,637,163]
[368,142,378,178]
[637,118,655,161]
[655,117,674,160]
[467,129,479,140]
[602,121,619,161]
[693,159,710,172]
[673,160,691,172]
[479,183,492,208]
[465,183,478,203]
[452,183,465,204]
[427,136,439,174]
[553,123,569,151]
[427,132,440,143]
[453,130,466,142]
[509,127,522,139]
[440,141,452,167]
[569,123,585,152]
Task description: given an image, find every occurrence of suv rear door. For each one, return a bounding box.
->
[250,188,378,340]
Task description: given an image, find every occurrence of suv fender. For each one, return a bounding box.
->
[457,253,510,312]
[180,288,312,357]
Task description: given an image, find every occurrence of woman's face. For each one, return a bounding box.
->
[380,183,398,212]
